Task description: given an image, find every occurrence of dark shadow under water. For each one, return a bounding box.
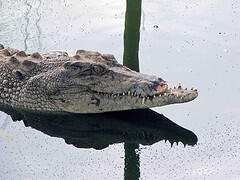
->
[0,105,198,150]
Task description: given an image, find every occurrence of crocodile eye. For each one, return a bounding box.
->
[92,65,105,74]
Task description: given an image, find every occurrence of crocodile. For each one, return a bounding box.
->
[0,44,198,113]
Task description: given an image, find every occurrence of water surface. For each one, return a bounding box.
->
[0,0,240,179]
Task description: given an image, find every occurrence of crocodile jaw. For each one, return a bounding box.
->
[52,86,198,113]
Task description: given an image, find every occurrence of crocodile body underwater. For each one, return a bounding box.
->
[0,44,198,113]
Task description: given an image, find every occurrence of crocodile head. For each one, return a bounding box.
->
[38,50,198,113]
[0,45,198,113]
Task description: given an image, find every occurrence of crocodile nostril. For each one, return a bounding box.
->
[152,79,166,87]
[158,78,164,82]
[152,80,168,93]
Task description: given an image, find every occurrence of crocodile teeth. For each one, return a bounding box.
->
[178,83,182,89]
[123,92,125,96]
[142,97,145,104]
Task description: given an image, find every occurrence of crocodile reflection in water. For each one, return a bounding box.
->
[2,106,198,149]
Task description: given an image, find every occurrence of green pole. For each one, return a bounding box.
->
[123,0,142,179]
[123,0,142,72]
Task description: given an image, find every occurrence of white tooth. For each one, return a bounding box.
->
[128,91,131,96]
[159,94,162,97]
[123,93,125,96]
[153,95,156,98]
[142,97,145,104]
[131,92,134,96]
[178,83,182,89]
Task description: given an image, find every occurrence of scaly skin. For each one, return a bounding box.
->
[0,44,198,113]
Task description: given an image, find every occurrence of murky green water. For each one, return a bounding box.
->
[1,0,240,179]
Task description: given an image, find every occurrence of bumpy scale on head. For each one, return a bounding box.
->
[0,45,61,111]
